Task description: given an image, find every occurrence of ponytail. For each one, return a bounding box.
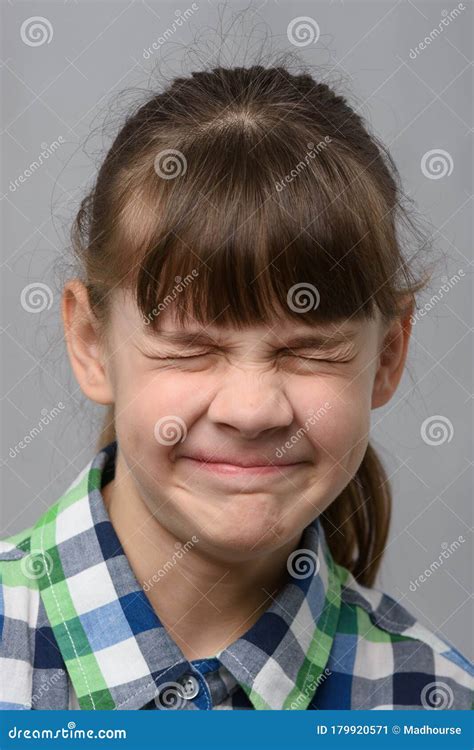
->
[320,442,391,586]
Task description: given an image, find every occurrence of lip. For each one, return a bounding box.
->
[181,451,307,468]
[181,456,307,476]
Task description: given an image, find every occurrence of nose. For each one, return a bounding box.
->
[206,367,294,438]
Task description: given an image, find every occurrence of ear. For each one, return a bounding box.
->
[61,279,114,406]
[371,298,415,410]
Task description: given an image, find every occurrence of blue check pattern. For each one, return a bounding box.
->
[0,440,472,710]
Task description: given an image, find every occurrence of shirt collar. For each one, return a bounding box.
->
[30,440,341,710]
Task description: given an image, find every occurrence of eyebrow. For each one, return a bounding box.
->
[144,328,359,350]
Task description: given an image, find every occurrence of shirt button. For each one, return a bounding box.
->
[179,674,200,700]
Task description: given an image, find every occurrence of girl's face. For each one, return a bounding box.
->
[87,288,399,561]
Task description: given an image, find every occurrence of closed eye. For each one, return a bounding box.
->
[144,353,211,360]
[278,351,353,362]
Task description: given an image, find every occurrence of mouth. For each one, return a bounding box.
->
[181,456,308,476]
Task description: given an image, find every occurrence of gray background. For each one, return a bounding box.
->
[1,0,472,657]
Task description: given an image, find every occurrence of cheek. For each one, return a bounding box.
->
[113,369,208,454]
[291,378,371,468]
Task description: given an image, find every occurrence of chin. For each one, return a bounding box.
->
[194,518,291,562]
[172,492,303,561]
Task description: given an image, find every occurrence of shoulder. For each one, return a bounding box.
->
[0,526,40,709]
[0,500,63,643]
[0,512,75,711]
[0,524,37,628]
[0,455,97,646]
[335,565,473,709]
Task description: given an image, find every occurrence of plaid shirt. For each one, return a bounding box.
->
[1,440,472,711]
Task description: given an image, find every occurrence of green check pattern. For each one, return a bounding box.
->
[1,441,473,710]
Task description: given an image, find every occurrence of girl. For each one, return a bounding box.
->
[1,64,472,711]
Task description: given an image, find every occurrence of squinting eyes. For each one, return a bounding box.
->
[144,351,354,365]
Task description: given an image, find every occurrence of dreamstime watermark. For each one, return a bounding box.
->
[276,403,332,459]
[8,137,65,193]
[289,667,332,708]
[154,416,188,445]
[154,682,187,710]
[408,536,465,592]
[8,724,127,740]
[408,4,466,60]
[287,548,320,579]
[410,269,465,324]
[143,5,199,59]
[287,282,320,313]
[420,415,454,446]
[154,148,187,179]
[287,16,320,47]
[143,536,199,591]
[8,402,65,459]
[20,282,54,313]
[421,148,454,180]
[27,668,66,709]
[275,137,332,192]
[20,16,53,46]
[421,681,454,709]
[142,270,199,325]
[21,550,54,581]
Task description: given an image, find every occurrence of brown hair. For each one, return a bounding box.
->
[71,64,432,586]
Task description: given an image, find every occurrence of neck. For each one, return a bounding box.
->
[102,452,302,661]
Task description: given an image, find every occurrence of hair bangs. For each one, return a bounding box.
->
[122,125,401,332]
